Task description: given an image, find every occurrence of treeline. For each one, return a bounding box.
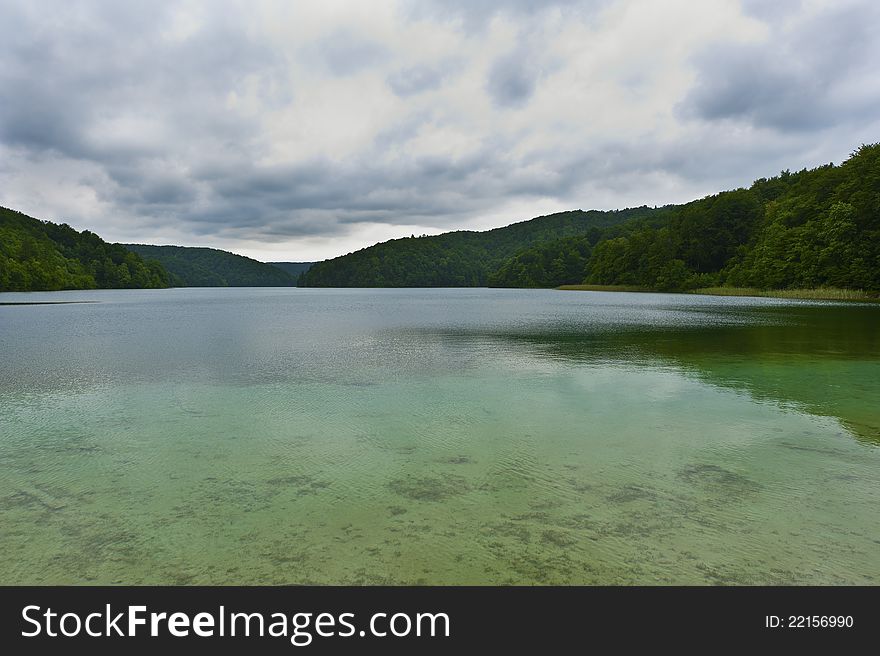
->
[0,207,300,292]
[0,207,170,291]
[581,145,879,291]
[298,208,653,287]
[487,144,880,291]
[302,143,880,292]
[123,244,296,287]
[579,189,763,291]
[488,232,600,287]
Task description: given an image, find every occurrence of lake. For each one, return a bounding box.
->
[1,287,878,584]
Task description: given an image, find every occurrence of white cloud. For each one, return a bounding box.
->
[0,0,876,261]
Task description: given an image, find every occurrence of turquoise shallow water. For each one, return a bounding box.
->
[1,287,878,584]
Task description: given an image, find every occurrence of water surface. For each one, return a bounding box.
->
[1,288,878,584]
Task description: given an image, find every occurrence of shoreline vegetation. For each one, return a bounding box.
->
[558,284,880,302]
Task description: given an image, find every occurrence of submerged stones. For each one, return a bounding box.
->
[438,455,473,465]
[540,529,577,548]
[677,463,760,496]
[387,474,469,502]
[605,485,657,504]
[265,474,330,496]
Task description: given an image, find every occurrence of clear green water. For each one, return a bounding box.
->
[1,288,878,584]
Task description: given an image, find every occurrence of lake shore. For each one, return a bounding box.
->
[557,284,880,303]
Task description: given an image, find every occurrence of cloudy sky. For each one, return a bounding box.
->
[1,0,878,261]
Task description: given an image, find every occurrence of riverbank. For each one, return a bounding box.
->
[557,284,880,302]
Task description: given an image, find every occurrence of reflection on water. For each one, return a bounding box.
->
[1,288,878,584]
[462,303,880,444]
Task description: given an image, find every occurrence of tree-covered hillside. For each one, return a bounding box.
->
[584,144,880,291]
[457,144,880,292]
[298,208,654,287]
[301,144,880,292]
[488,233,599,288]
[268,261,314,279]
[123,245,296,287]
[0,207,170,291]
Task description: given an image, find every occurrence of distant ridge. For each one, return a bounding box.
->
[123,244,295,287]
[299,208,653,287]
[268,261,314,280]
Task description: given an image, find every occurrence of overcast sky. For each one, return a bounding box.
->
[1,0,878,261]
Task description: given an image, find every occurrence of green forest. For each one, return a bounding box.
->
[0,208,297,291]
[123,244,296,287]
[582,143,880,292]
[301,144,880,292]
[0,207,170,291]
[488,233,600,288]
[299,208,653,286]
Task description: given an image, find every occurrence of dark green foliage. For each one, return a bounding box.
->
[123,245,296,287]
[268,261,314,281]
[488,235,594,288]
[0,207,171,291]
[299,208,654,287]
[722,145,880,290]
[587,144,880,292]
[584,189,765,290]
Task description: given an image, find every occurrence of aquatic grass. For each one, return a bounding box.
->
[689,287,879,302]
[558,284,879,302]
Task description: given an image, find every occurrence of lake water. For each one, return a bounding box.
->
[1,287,878,584]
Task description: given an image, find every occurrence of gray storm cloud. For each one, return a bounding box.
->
[486,50,541,108]
[683,2,880,132]
[1,0,878,260]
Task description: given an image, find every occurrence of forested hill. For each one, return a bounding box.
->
[304,143,879,292]
[123,244,296,287]
[577,143,880,292]
[0,207,171,291]
[298,208,654,287]
[6,143,877,293]
[268,261,314,278]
